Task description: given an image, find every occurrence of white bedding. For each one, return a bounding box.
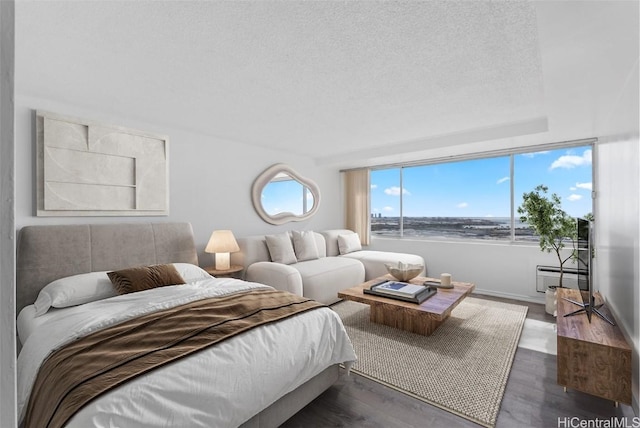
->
[18,277,356,428]
[17,305,61,345]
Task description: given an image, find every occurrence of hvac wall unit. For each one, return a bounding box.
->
[536,265,583,292]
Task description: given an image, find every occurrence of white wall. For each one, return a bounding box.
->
[590,0,639,407]
[595,135,640,411]
[367,236,567,303]
[14,96,343,265]
[0,1,17,427]
[596,136,640,413]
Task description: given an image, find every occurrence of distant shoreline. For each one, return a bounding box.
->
[371,216,537,240]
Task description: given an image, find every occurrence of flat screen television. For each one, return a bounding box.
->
[563,217,615,325]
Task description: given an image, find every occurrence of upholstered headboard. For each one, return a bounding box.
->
[16,222,198,314]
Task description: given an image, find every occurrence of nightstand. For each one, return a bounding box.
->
[205,265,243,278]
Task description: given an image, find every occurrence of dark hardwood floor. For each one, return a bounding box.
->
[281,294,636,428]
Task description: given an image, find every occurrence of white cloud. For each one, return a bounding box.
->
[384,186,411,196]
[383,206,394,212]
[550,149,592,170]
[496,176,509,184]
[457,202,468,208]
[570,187,576,191]
[567,194,582,202]
[576,182,592,191]
[370,184,378,190]
[484,214,494,218]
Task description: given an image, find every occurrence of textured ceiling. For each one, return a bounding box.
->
[16,1,637,167]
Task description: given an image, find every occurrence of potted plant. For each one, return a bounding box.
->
[517,185,577,288]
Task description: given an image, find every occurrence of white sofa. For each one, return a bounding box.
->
[232,229,425,305]
[320,229,425,281]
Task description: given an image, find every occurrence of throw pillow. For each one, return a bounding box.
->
[265,232,298,265]
[338,233,362,255]
[292,230,319,261]
[107,264,186,295]
[33,271,117,316]
[172,263,213,283]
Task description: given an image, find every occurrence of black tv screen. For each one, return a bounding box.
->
[564,218,614,325]
[576,218,592,321]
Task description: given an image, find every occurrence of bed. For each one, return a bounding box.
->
[16,222,356,428]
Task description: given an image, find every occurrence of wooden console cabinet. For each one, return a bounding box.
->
[556,288,632,405]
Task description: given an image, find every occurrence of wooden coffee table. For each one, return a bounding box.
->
[338,274,475,336]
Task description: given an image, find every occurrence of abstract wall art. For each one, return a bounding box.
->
[36,110,169,216]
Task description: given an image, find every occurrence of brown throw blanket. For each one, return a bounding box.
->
[23,289,325,428]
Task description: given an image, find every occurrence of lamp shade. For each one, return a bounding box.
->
[205,230,240,254]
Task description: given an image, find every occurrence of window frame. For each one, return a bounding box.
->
[368,138,596,242]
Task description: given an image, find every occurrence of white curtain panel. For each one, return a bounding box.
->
[344,169,370,246]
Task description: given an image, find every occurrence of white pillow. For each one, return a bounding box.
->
[172,263,212,282]
[33,271,117,317]
[338,233,362,255]
[292,231,319,261]
[265,232,298,265]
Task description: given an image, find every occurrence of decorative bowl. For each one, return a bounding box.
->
[385,262,424,282]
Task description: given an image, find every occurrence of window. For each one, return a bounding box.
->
[370,143,593,241]
[514,146,593,241]
[370,168,401,236]
[261,177,312,216]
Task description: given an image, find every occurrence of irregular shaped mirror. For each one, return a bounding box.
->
[252,164,321,225]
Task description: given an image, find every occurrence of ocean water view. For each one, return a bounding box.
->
[371,216,538,241]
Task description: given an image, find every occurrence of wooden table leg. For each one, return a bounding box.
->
[369,304,445,336]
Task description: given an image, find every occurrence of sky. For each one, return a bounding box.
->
[370,146,593,218]
[261,180,314,215]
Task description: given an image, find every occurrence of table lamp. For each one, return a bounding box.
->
[205,230,240,270]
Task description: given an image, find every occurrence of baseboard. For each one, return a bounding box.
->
[472,288,546,305]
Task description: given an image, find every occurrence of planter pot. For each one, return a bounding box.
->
[545,286,558,317]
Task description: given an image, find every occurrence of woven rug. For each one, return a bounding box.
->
[333,297,528,428]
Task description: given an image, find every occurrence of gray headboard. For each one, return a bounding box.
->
[16,222,198,314]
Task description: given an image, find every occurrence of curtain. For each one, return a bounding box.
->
[344,168,370,246]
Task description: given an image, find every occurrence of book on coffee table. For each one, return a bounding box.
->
[374,281,424,297]
[364,280,436,304]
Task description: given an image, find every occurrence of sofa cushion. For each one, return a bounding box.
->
[292,230,320,261]
[320,229,359,257]
[245,262,303,297]
[338,233,362,255]
[265,232,297,265]
[341,250,426,281]
[291,257,365,305]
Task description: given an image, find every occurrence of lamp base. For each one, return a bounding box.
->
[215,252,231,270]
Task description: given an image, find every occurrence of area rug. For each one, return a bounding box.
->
[333,297,528,428]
